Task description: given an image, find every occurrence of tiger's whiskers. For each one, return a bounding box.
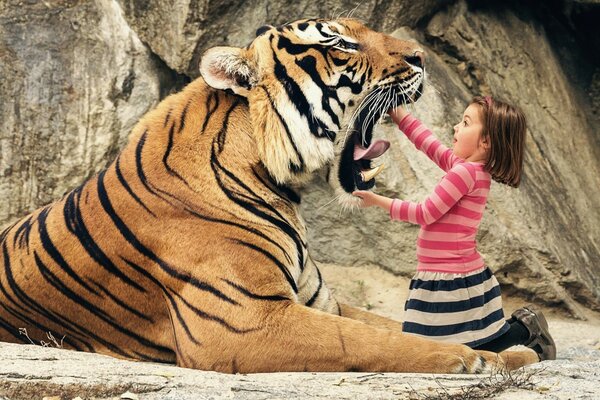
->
[316,193,345,214]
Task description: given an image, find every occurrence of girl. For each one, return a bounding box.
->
[353,97,556,360]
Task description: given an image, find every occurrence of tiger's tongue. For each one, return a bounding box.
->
[353,139,391,161]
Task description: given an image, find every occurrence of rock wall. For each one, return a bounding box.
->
[0,0,598,314]
[0,0,181,225]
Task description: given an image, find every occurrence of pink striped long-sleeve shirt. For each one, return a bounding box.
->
[390,114,491,273]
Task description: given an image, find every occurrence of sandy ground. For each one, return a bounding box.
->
[319,263,600,356]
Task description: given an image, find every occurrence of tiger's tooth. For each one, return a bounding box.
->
[360,164,385,182]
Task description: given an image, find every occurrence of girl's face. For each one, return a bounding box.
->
[452,103,489,163]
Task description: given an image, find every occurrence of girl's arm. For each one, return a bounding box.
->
[354,163,476,225]
[389,108,459,172]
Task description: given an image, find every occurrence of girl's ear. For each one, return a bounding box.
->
[480,135,491,150]
[199,47,258,97]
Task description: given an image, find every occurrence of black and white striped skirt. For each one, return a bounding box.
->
[402,267,510,348]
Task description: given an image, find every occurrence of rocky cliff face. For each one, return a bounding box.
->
[0,0,598,314]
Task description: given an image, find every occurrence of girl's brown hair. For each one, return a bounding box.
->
[472,96,527,187]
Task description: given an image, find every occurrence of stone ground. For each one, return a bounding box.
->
[0,263,599,400]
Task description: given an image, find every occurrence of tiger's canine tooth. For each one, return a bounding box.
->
[360,164,385,182]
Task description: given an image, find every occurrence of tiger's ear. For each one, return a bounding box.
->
[200,46,258,97]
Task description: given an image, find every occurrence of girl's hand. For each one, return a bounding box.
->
[352,190,378,208]
[352,191,394,211]
[388,106,408,125]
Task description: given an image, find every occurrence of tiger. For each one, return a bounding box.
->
[0,18,539,373]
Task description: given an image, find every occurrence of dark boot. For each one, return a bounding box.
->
[511,305,556,361]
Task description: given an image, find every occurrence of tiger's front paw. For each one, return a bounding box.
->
[423,346,504,374]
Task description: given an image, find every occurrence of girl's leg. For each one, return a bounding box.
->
[472,319,529,353]
[473,305,556,360]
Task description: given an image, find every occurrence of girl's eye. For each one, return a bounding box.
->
[463,120,468,126]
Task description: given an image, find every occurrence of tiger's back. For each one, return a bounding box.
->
[0,78,308,364]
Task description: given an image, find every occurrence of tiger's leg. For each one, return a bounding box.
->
[338,303,404,333]
[499,349,539,369]
[171,301,510,373]
[338,303,541,369]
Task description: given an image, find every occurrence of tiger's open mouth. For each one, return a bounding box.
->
[338,82,423,193]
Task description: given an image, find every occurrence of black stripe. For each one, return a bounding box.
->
[272,47,332,140]
[134,131,183,209]
[163,123,190,186]
[405,285,502,314]
[163,109,172,128]
[295,55,340,132]
[314,22,333,38]
[0,221,18,244]
[135,131,162,198]
[211,162,305,274]
[337,73,364,94]
[12,216,34,251]
[382,66,410,80]
[216,98,240,153]
[297,22,309,31]
[119,257,201,346]
[0,270,86,350]
[252,167,301,206]
[173,291,257,334]
[182,206,294,265]
[0,301,40,344]
[63,186,147,293]
[34,250,171,354]
[0,301,85,350]
[164,288,202,346]
[0,315,22,342]
[409,268,493,292]
[277,34,330,56]
[96,170,240,306]
[305,266,323,307]
[256,85,304,172]
[179,100,191,133]
[37,207,100,296]
[0,251,85,349]
[231,238,298,293]
[365,65,373,81]
[402,309,505,337]
[5,264,124,355]
[132,350,173,364]
[34,251,117,324]
[332,54,350,67]
[115,155,156,217]
[2,243,89,351]
[210,145,305,272]
[222,279,290,302]
[120,257,162,288]
[201,91,219,134]
[130,174,202,222]
[89,279,153,322]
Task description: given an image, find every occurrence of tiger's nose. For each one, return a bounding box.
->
[404,50,425,69]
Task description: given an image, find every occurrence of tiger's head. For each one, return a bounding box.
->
[200,18,424,207]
